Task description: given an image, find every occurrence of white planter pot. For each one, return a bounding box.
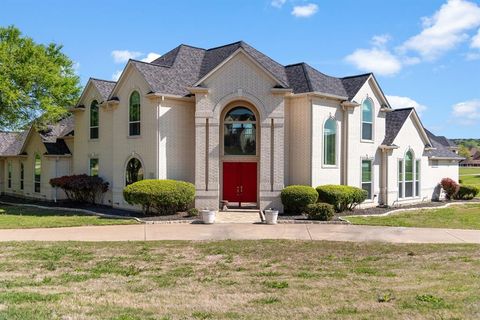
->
[264,209,279,225]
[201,210,216,224]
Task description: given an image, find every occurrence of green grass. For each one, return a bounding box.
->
[0,205,138,229]
[459,167,480,176]
[459,167,480,192]
[0,241,479,319]
[347,204,480,229]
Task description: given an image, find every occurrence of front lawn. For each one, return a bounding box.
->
[0,241,479,319]
[0,205,138,229]
[459,167,480,192]
[347,204,480,229]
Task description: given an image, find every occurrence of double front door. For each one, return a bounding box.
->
[222,162,257,206]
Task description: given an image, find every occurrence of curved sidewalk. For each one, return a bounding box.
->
[0,223,479,243]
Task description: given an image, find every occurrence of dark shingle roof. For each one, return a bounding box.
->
[125,41,372,100]
[424,129,463,159]
[382,108,413,146]
[91,78,116,101]
[0,131,27,156]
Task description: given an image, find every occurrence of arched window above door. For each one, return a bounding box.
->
[223,107,257,156]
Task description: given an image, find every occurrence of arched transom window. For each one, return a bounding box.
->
[361,98,373,141]
[323,118,336,166]
[125,157,144,186]
[223,107,256,156]
[129,91,141,136]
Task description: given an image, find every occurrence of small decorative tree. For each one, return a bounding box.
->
[440,178,459,200]
[50,174,109,204]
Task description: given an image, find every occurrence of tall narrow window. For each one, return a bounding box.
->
[361,99,373,140]
[34,154,41,193]
[223,107,256,156]
[89,158,99,177]
[404,151,414,197]
[129,91,141,136]
[90,100,99,139]
[20,163,24,190]
[7,162,12,189]
[361,159,372,200]
[415,159,420,197]
[398,159,403,198]
[125,158,144,186]
[323,118,336,166]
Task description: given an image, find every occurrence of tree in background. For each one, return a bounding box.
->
[0,25,80,130]
[458,145,471,160]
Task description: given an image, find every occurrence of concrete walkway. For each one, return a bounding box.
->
[0,223,479,243]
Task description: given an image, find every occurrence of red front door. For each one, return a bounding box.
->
[222,162,257,205]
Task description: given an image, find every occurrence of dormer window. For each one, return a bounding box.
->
[361,98,373,141]
[90,100,99,139]
[129,91,141,136]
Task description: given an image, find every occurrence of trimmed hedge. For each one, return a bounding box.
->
[280,185,318,214]
[123,179,195,215]
[316,185,367,212]
[49,174,109,204]
[304,203,335,221]
[455,185,479,200]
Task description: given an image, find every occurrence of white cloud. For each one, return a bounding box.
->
[386,95,428,115]
[112,70,122,81]
[141,52,162,63]
[111,50,142,63]
[271,0,286,8]
[452,99,480,124]
[466,52,480,60]
[371,34,391,47]
[471,29,480,48]
[399,0,480,60]
[345,47,402,76]
[291,3,318,17]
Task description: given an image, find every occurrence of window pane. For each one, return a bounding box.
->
[362,182,372,199]
[34,155,41,193]
[129,122,141,136]
[224,107,255,122]
[224,123,256,155]
[129,91,141,122]
[90,127,99,139]
[90,101,99,126]
[361,160,372,182]
[362,123,372,140]
[324,119,336,165]
[415,181,420,197]
[126,158,144,186]
[90,159,99,176]
[405,181,413,197]
[362,99,373,123]
[405,151,414,181]
[399,183,403,198]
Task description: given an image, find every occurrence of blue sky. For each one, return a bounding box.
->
[1,0,480,138]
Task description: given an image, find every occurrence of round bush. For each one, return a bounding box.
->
[304,203,335,221]
[123,179,195,215]
[316,185,367,212]
[281,185,318,214]
[455,184,479,200]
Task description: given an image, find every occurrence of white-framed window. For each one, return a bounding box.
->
[398,150,420,199]
[129,91,141,136]
[90,100,99,139]
[34,153,41,193]
[89,158,99,177]
[20,162,24,190]
[361,98,373,141]
[361,159,373,200]
[7,161,12,189]
[323,118,336,166]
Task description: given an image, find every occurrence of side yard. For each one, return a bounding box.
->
[0,205,138,229]
[0,241,479,319]
[459,167,480,190]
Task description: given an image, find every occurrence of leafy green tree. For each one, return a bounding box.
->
[458,145,471,159]
[0,25,80,130]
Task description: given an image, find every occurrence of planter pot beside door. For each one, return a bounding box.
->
[264,209,279,225]
[201,209,216,224]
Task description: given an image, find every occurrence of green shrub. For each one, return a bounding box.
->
[455,185,479,200]
[49,174,108,204]
[280,185,318,214]
[304,203,335,221]
[316,185,367,212]
[187,208,199,217]
[123,179,195,215]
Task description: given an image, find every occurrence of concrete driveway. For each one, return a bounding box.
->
[0,223,479,243]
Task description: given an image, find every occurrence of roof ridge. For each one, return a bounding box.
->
[206,40,244,51]
[90,77,116,83]
[301,63,313,92]
[178,43,206,51]
[392,107,415,111]
[341,73,372,80]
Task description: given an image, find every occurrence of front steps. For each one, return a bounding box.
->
[215,209,262,224]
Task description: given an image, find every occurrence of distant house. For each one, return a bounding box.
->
[460,147,480,167]
[0,41,463,211]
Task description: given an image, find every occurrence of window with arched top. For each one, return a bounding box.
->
[361,98,373,141]
[323,118,336,166]
[223,107,256,156]
[125,157,144,186]
[90,100,99,139]
[129,91,141,136]
[398,150,420,198]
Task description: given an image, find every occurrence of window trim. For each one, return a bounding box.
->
[360,158,374,201]
[34,153,41,193]
[322,117,338,168]
[398,149,420,200]
[128,91,141,137]
[360,97,374,143]
[89,100,99,140]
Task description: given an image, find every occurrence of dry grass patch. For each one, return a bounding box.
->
[0,241,478,319]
